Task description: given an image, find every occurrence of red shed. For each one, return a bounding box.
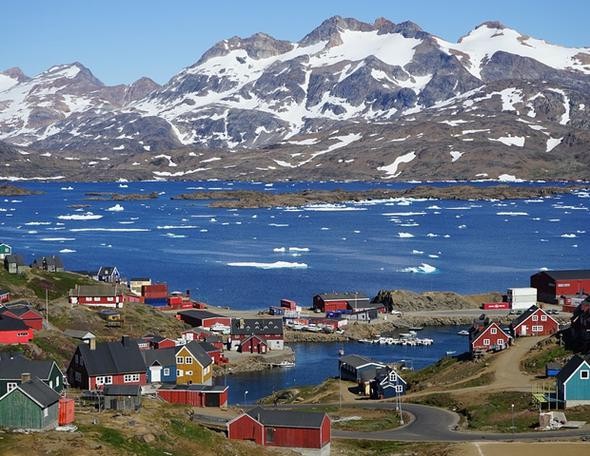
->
[58,397,75,425]
[0,303,43,330]
[239,335,268,354]
[469,321,511,353]
[158,384,228,407]
[510,305,559,337]
[531,270,590,304]
[0,314,33,344]
[228,407,331,451]
[177,310,231,329]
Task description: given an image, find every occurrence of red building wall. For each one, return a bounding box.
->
[555,279,590,296]
[158,388,228,407]
[1,310,43,330]
[240,337,268,354]
[513,310,559,336]
[88,372,147,390]
[201,317,232,328]
[471,324,511,351]
[228,414,264,444]
[0,328,33,344]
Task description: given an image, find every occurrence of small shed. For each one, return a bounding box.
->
[103,385,142,411]
[546,362,561,378]
[158,384,228,408]
[0,376,60,430]
[64,329,96,344]
[4,254,25,274]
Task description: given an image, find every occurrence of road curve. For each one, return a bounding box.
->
[333,403,589,442]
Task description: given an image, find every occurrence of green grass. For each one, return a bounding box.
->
[522,343,570,375]
[452,371,495,389]
[333,412,409,432]
[0,269,29,289]
[167,418,214,446]
[79,425,171,456]
[29,271,94,300]
[465,391,537,432]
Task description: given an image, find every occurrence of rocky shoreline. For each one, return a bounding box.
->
[84,191,159,200]
[171,184,584,208]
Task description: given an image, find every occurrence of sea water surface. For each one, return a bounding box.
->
[1,180,588,309]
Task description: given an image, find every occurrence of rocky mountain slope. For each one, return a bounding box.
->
[1,17,590,181]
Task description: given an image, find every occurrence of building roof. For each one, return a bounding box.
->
[4,254,24,266]
[177,341,213,368]
[103,385,141,396]
[197,341,218,352]
[348,302,384,311]
[178,310,226,321]
[0,314,29,331]
[64,329,96,339]
[97,266,118,277]
[469,321,510,344]
[183,327,223,342]
[70,285,120,297]
[339,354,384,369]
[0,355,57,381]
[556,355,590,383]
[142,347,176,367]
[510,305,544,327]
[16,377,60,408]
[537,270,590,280]
[77,337,146,376]
[129,277,151,282]
[231,318,283,336]
[0,303,42,318]
[317,292,369,301]
[245,407,327,429]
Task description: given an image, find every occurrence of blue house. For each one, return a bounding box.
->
[370,367,407,399]
[556,355,590,408]
[142,348,176,384]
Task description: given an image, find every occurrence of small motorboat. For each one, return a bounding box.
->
[457,330,470,336]
[409,326,424,331]
[277,360,295,368]
[446,350,457,356]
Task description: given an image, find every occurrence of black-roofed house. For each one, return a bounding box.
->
[228,406,331,454]
[96,266,120,283]
[0,302,44,330]
[175,341,213,386]
[229,318,284,351]
[370,367,407,399]
[4,254,25,274]
[66,336,147,390]
[531,269,590,304]
[142,347,177,384]
[0,375,60,430]
[0,353,64,396]
[339,354,387,395]
[0,313,33,344]
[103,385,142,411]
[556,355,590,408]
[68,284,124,308]
[177,309,231,329]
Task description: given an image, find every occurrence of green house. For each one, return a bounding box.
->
[0,243,11,260]
[0,377,60,430]
[557,355,590,408]
[0,353,64,396]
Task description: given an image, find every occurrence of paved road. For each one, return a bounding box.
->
[333,403,589,442]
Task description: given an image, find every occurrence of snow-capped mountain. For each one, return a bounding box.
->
[1,16,590,181]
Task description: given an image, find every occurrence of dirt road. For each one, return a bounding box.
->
[457,442,590,456]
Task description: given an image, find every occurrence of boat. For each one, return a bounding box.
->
[409,326,424,331]
[276,361,295,368]
[457,330,470,336]
[446,350,457,356]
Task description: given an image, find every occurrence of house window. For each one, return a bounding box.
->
[49,380,53,389]
[532,315,538,321]
[17,332,29,337]
[483,339,490,346]
[55,376,60,387]
[163,368,170,376]
[43,408,48,418]
[95,376,113,386]
[177,370,183,377]
[532,326,543,332]
[581,370,590,380]
[124,374,140,383]
[395,385,404,393]
[107,297,114,302]
[7,382,17,392]
[541,315,547,321]
[185,357,193,364]
[93,297,101,302]
[186,370,193,376]
[176,357,184,364]
[490,328,497,335]
[204,365,210,374]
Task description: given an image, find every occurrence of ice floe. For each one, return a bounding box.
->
[400,263,437,274]
[58,213,103,221]
[227,261,308,269]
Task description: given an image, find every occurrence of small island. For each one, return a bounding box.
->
[171,184,585,208]
[84,191,159,201]
[0,184,41,196]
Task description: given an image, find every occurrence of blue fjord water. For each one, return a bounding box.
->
[1,180,588,401]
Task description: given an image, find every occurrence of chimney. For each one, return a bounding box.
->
[21,372,31,383]
[121,335,130,347]
[89,338,96,351]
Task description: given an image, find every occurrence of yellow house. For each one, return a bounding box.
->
[175,341,213,385]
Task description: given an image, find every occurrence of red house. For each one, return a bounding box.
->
[0,314,33,344]
[69,285,124,308]
[228,407,331,453]
[182,327,224,350]
[239,335,268,354]
[177,310,231,329]
[0,290,10,303]
[158,384,228,407]
[66,336,147,390]
[510,305,559,337]
[0,303,43,330]
[531,270,590,304]
[149,336,177,349]
[469,321,511,354]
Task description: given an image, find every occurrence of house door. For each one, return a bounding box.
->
[151,366,162,383]
[521,326,527,336]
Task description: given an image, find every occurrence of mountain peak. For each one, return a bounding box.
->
[197,32,294,65]
[1,67,30,82]
[476,20,508,31]
[299,16,373,46]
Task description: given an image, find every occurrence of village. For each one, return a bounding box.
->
[1,239,590,455]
